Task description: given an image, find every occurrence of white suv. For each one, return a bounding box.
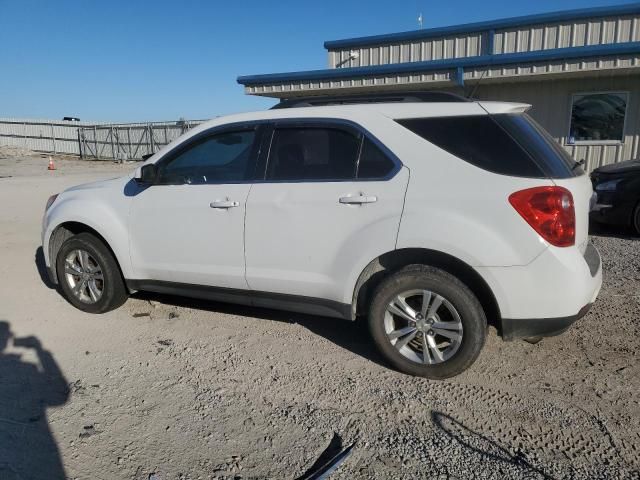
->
[42,94,602,378]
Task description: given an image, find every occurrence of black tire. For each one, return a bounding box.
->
[56,232,127,313]
[633,203,640,235]
[368,265,486,379]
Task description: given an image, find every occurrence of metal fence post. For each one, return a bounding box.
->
[127,127,132,159]
[115,127,121,161]
[50,124,57,154]
[94,125,99,159]
[77,128,83,159]
[110,125,115,160]
[149,123,154,154]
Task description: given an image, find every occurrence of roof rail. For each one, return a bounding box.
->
[270,91,469,109]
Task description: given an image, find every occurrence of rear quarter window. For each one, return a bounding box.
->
[397,114,578,179]
[357,137,396,179]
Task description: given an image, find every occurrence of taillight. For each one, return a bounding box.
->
[509,186,575,247]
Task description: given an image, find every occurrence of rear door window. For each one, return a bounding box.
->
[266,127,360,181]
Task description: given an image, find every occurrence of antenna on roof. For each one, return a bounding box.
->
[418,12,424,29]
[466,68,488,100]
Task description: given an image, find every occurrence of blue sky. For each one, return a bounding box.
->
[0,0,631,121]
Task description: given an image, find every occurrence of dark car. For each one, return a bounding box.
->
[590,160,640,234]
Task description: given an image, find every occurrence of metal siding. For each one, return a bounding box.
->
[0,119,94,155]
[473,75,640,170]
[329,32,485,68]
[251,74,639,172]
[328,14,640,67]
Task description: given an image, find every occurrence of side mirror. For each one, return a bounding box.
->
[141,153,154,161]
[134,164,158,184]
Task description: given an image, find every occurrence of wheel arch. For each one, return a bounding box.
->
[351,248,501,330]
[48,221,126,285]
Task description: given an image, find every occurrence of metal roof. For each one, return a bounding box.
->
[323,3,640,50]
[237,41,640,87]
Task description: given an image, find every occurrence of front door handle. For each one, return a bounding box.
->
[339,194,378,205]
[210,199,239,209]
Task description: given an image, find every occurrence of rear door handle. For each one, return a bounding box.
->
[339,194,378,205]
[210,199,239,209]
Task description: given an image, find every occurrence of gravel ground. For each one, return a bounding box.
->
[0,155,638,480]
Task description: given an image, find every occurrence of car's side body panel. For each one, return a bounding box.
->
[378,119,553,267]
[128,183,252,289]
[245,162,410,305]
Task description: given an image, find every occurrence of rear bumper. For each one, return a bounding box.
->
[476,241,602,338]
[501,303,593,341]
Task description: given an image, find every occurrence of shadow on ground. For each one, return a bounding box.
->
[34,247,56,290]
[0,320,69,480]
[432,411,556,480]
[34,245,388,368]
[132,291,389,369]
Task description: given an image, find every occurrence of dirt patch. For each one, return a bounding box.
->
[0,145,37,158]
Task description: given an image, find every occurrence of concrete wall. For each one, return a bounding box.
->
[474,74,640,171]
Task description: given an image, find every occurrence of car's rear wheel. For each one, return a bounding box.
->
[633,203,640,235]
[368,265,486,379]
[56,232,127,313]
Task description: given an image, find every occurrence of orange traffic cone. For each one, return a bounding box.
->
[48,156,56,171]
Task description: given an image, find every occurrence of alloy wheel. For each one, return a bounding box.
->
[384,289,463,365]
[64,249,104,304]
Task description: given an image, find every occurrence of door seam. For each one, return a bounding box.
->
[394,166,411,249]
[243,182,254,290]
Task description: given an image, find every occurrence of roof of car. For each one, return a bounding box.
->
[202,101,531,127]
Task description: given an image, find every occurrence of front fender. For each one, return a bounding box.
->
[43,191,133,280]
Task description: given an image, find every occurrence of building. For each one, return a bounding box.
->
[238,3,640,171]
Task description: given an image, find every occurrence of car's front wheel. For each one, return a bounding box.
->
[368,265,486,379]
[56,232,128,313]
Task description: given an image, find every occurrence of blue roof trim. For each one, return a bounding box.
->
[323,3,640,50]
[237,41,640,86]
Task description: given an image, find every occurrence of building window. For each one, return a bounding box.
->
[568,92,628,144]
